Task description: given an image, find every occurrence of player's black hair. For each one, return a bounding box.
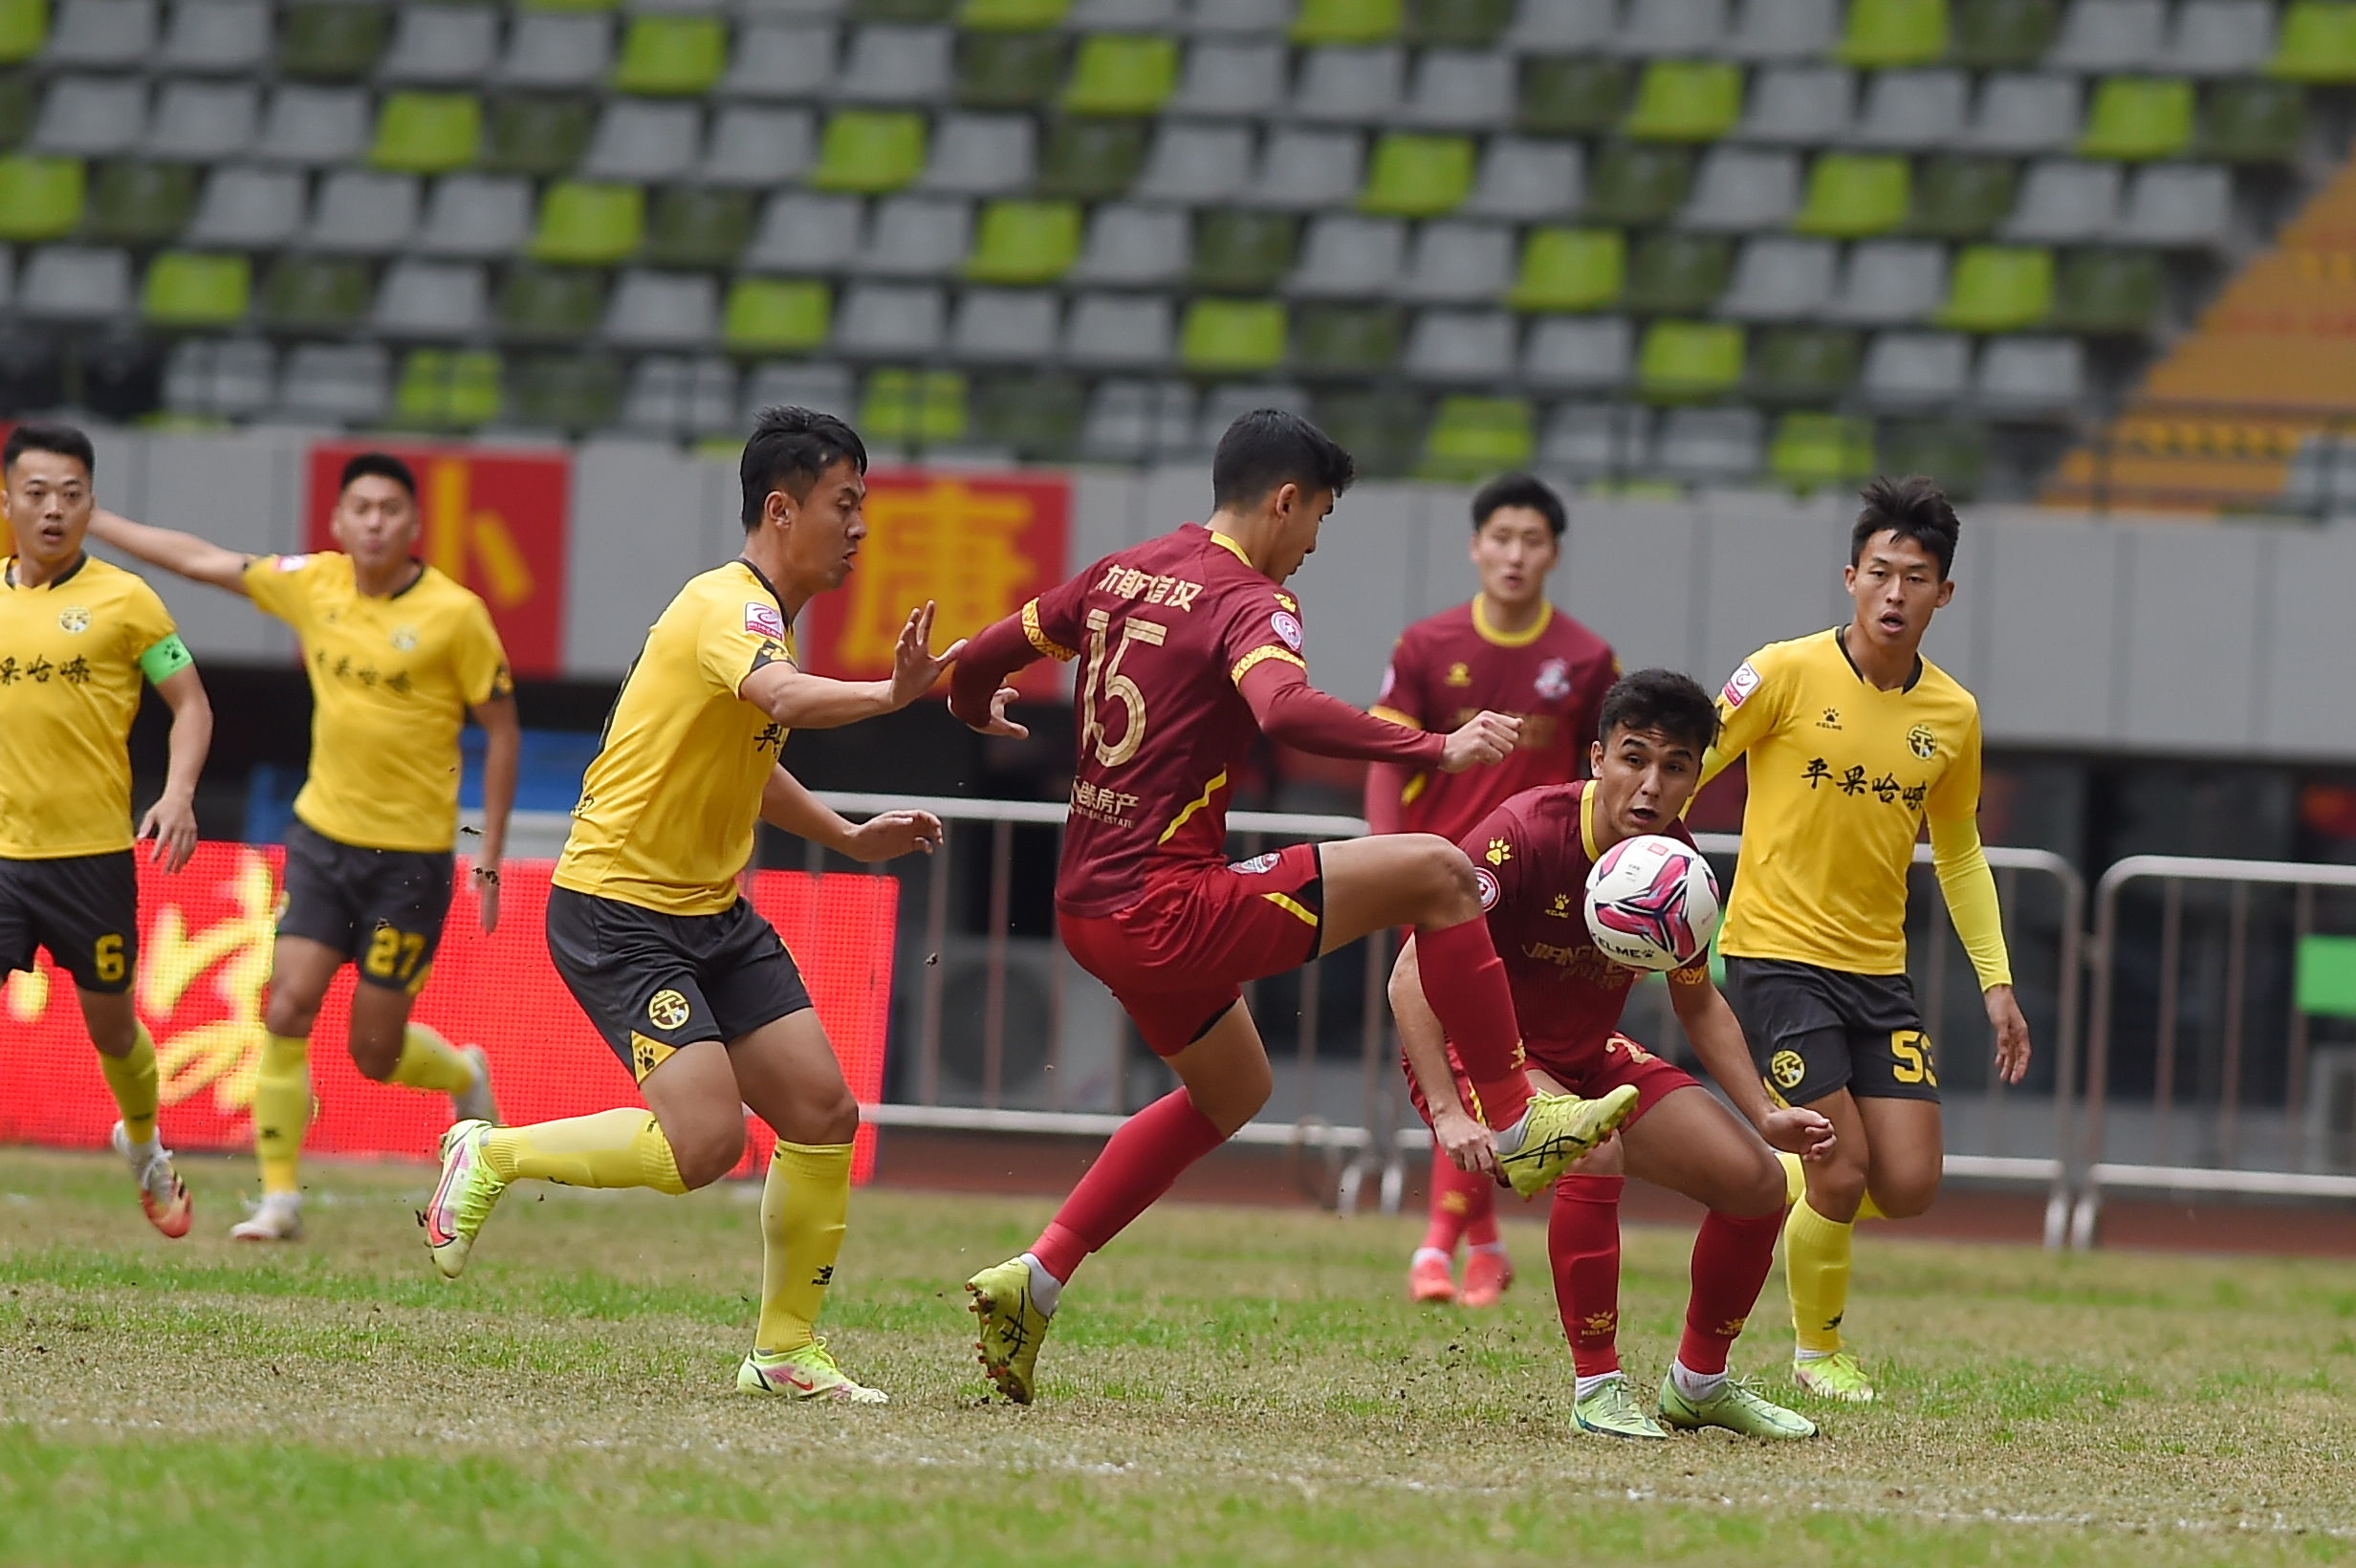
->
[1851,474,1959,580]
[1470,472,1566,539]
[1597,667,1719,757]
[740,404,868,531]
[2,421,96,480]
[1210,409,1356,512]
[338,450,417,502]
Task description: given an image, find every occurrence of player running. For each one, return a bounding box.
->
[420,406,952,1403]
[1366,473,1617,1309]
[1701,476,2030,1405]
[0,422,212,1236]
[1394,669,1835,1440]
[91,452,514,1241]
[950,410,1638,1405]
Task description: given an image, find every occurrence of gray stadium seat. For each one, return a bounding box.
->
[1823,241,1949,325]
[1681,146,1800,231]
[20,246,132,321]
[1539,402,1651,476]
[1185,0,1295,36]
[44,0,158,69]
[950,288,1060,362]
[371,259,490,338]
[1137,123,1256,205]
[145,82,260,164]
[1250,128,1363,209]
[1975,335,2084,414]
[1193,381,1309,448]
[2115,163,2232,247]
[187,166,306,249]
[1716,236,1837,320]
[1735,64,1852,145]
[856,195,971,277]
[164,338,276,419]
[1526,315,1634,391]
[605,272,721,348]
[1398,222,1514,304]
[1287,214,1405,296]
[1065,294,1174,367]
[1464,137,1583,220]
[382,7,502,86]
[1401,51,1514,130]
[582,101,703,183]
[744,191,864,271]
[720,23,840,100]
[1615,0,1731,57]
[1170,41,1285,118]
[1072,0,1182,28]
[742,360,854,424]
[703,106,817,185]
[161,0,271,75]
[1292,48,1405,124]
[2003,160,2124,243]
[254,88,370,168]
[834,282,947,356]
[2169,0,2276,76]
[416,175,534,258]
[1068,204,1189,285]
[33,77,147,158]
[1726,0,1838,59]
[274,343,389,425]
[307,171,422,254]
[1080,379,1197,463]
[2049,0,2168,73]
[1850,69,1969,150]
[737,0,852,17]
[832,27,953,104]
[1656,407,1764,485]
[919,114,1036,195]
[1964,75,2082,155]
[623,356,738,438]
[1406,308,1516,381]
[500,13,614,90]
[1860,330,1971,408]
[1503,0,1617,51]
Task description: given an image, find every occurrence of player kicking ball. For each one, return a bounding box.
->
[92,453,514,1241]
[422,407,955,1402]
[1394,669,1835,1441]
[0,423,213,1236]
[949,410,1638,1405]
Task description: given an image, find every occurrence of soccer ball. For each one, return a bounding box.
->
[1582,835,1721,972]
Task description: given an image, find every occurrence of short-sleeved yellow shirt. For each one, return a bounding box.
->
[0,555,182,859]
[555,560,794,917]
[246,553,512,854]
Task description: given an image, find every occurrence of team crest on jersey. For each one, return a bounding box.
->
[1770,1049,1806,1090]
[1534,658,1571,701]
[1231,852,1281,875]
[1908,723,1937,760]
[1446,662,1472,687]
[745,601,787,640]
[647,989,691,1031]
[1722,661,1760,708]
[55,607,89,634]
[1270,610,1304,652]
[1474,868,1500,911]
[390,625,419,652]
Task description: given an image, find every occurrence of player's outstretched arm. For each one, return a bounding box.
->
[89,510,252,596]
[759,766,944,862]
[741,602,964,730]
[947,608,1042,739]
[1387,938,1498,1178]
[1236,659,1503,770]
[140,664,211,872]
[1670,976,1836,1163]
[469,693,519,932]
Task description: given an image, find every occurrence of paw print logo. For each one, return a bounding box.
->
[1485,838,1513,866]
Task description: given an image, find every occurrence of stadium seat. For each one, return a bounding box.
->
[706,107,819,187]
[1768,411,1874,491]
[371,93,483,175]
[1524,314,1635,391]
[950,288,1058,361]
[262,255,369,332]
[1964,72,2082,154]
[1137,121,1251,202]
[1404,0,1512,47]
[745,191,862,272]
[161,0,268,75]
[604,271,719,349]
[278,3,388,80]
[582,101,700,183]
[1465,138,1584,221]
[187,166,304,248]
[1935,244,2054,331]
[1837,0,1950,67]
[836,26,954,102]
[1749,325,1861,404]
[1294,46,1405,123]
[2081,76,2195,160]
[2116,163,2231,246]
[1170,39,1284,117]
[21,243,129,319]
[1254,128,1364,209]
[1294,300,1403,373]
[1180,298,1286,373]
[956,32,1068,109]
[498,13,613,91]
[1292,0,1401,45]
[1193,209,1299,292]
[531,181,644,264]
[1909,155,2018,240]
[1397,221,1511,303]
[1636,319,1743,403]
[1401,49,1513,129]
[1065,293,1173,366]
[1419,395,1534,480]
[723,277,831,355]
[2004,159,2123,242]
[0,0,45,63]
[306,171,417,253]
[1079,378,1191,462]
[1623,232,1732,316]
[1290,214,1404,296]
[720,23,837,101]
[971,371,1086,461]
[1624,60,1743,143]
[32,77,143,159]
[2202,80,2305,163]
[1794,153,1910,238]
[1850,68,1969,149]
[2171,0,2277,75]
[854,0,955,20]
[2051,247,2160,333]
[142,250,250,328]
[484,96,596,178]
[812,110,927,192]
[621,354,735,438]
[146,83,259,165]
[417,175,533,258]
[1582,143,1693,226]
[1516,56,1629,137]
[856,195,971,278]
[497,265,607,340]
[1509,227,1625,313]
[741,362,855,426]
[46,0,151,68]
[1062,33,1178,114]
[1682,146,1801,231]
[1655,406,1763,484]
[164,337,273,421]
[1359,133,1473,218]
[1309,390,1421,476]
[2049,0,2167,72]
[861,367,969,446]
[961,0,1070,26]
[644,186,753,269]
[1618,0,1730,57]
[267,341,379,425]
[86,160,193,246]
[1950,0,2058,67]
[1879,417,1986,495]
[1035,116,1148,199]
[2271,0,2356,82]
[1974,334,2082,414]
[1859,328,1970,406]
[374,259,490,337]
[0,73,31,150]
[1068,203,1187,285]
[1502,0,1615,51]
[1735,63,1853,143]
[836,281,948,356]
[509,352,625,432]
[0,155,82,241]
[1823,239,1949,323]
[614,16,726,96]
[1716,236,1836,320]
[965,199,1080,284]
[382,6,496,86]
[1727,0,1837,57]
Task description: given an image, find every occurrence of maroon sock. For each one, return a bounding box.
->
[1676,1208,1783,1377]
[1549,1173,1625,1378]
[1420,1146,1480,1254]
[1413,917,1532,1129]
[1029,1088,1227,1284]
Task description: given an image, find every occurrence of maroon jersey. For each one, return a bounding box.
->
[1464,781,1708,1063]
[1373,599,1618,844]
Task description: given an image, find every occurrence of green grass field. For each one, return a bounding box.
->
[2,1148,2352,1567]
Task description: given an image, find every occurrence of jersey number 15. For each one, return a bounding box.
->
[1080,609,1166,770]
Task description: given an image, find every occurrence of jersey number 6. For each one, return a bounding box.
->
[1080,610,1167,770]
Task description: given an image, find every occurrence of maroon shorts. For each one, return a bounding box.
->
[1058,841,1325,1057]
[1406,1032,1698,1130]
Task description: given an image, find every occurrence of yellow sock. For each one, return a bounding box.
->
[1783,1197,1854,1356]
[483,1109,687,1193]
[253,1032,312,1195]
[98,1024,160,1145]
[1777,1151,1885,1220]
[756,1140,853,1355]
[387,1022,474,1095]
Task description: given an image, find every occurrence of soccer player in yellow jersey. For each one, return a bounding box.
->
[91,452,516,1242]
[1700,476,2031,1405]
[422,406,968,1402]
[0,423,213,1236]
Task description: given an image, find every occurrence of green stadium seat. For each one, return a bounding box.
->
[0,156,85,242]
[1839,0,1950,66]
[1191,211,1298,293]
[1795,153,1911,239]
[1636,320,1744,403]
[1509,227,1625,313]
[722,277,831,355]
[957,32,1068,110]
[531,181,644,265]
[1935,244,2053,331]
[2203,80,2306,164]
[965,199,1081,284]
[853,0,954,19]
[862,368,970,446]
[394,349,505,429]
[2052,249,2160,335]
[1769,413,1875,493]
[485,97,595,178]
[1624,60,1743,143]
[497,266,607,340]
[1034,116,1147,199]
[509,353,623,431]
[0,0,44,64]
[142,251,251,328]
[1359,133,1473,218]
[1062,34,1178,116]
[1949,0,2057,68]
[644,187,753,270]
[1419,396,1534,482]
[812,111,927,193]
[2081,77,2195,161]
[613,16,726,97]
[1751,327,1862,406]
[86,161,194,246]
[1517,57,1629,137]
[1623,232,1731,316]
[371,93,483,175]
[1314,391,1425,478]
[262,256,370,331]
[960,0,1069,27]
[971,373,1083,461]
[1181,299,1286,373]
[1406,0,1511,46]
[1293,0,1402,45]
[2272,1,2356,82]
[278,2,388,80]
[1583,143,1694,227]
[1910,156,2017,240]
[1294,302,1402,374]
[0,73,28,150]
[1879,418,1985,498]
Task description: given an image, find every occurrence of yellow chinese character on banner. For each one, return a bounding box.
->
[838,482,1039,671]
[142,849,279,1114]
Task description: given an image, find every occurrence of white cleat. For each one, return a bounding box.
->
[110,1121,193,1239]
[229,1190,305,1242]
[451,1044,499,1127]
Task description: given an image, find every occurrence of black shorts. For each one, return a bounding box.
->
[1725,956,1941,1106]
[277,819,454,993]
[545,885,813,1084]
[0,851,138,994]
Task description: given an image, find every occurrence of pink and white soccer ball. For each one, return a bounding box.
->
[1582,835,1721,972]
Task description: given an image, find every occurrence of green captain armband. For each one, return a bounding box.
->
[139,633,194,685]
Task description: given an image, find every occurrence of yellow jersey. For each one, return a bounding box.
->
[556,560,795,917]
[1707,628,1985,977]
[246,553,512,854]
[0,555,183,859]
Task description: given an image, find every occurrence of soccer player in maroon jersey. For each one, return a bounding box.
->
[1366,473,1618,1309]
[948,411,1641,1405]
[1394,669,1836,1440]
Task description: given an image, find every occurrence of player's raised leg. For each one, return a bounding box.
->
[82,989,188,1239]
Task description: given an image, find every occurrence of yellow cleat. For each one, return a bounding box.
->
[419,1119,505,1280]
[1793,1351,1878,1404]
[967,1256,1053,1405]
[1497,1085,1640,1199]
[737,1340,887,1404]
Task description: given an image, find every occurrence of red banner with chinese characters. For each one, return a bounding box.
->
[305,443,571,678]
[0,843,898,1183]
[794,468,1071,700]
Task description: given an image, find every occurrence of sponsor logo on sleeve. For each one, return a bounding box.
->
[1231,852,1282,875]
[745,601,787,640]
[1474,868,1500,911]
[1271,610,1304,652]
[274,555,311,573]
[1721,661,1760,708]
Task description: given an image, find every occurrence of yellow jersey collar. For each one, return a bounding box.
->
[1831,624,1923,694]
[1207,530,1253,568]
[1579,782,1603,862]
[3,552,88,591]
[1473,595,1552,648]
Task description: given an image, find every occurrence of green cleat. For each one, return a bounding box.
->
[1792,1351,1877,1404]
[1497,1085,1640,1199]
[1660,1371,1819,1439]
[737,1339,888,1404]
[419,1119,506,1280]
[967,1256,1053,1405]
[1574,1376,1668,1440]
